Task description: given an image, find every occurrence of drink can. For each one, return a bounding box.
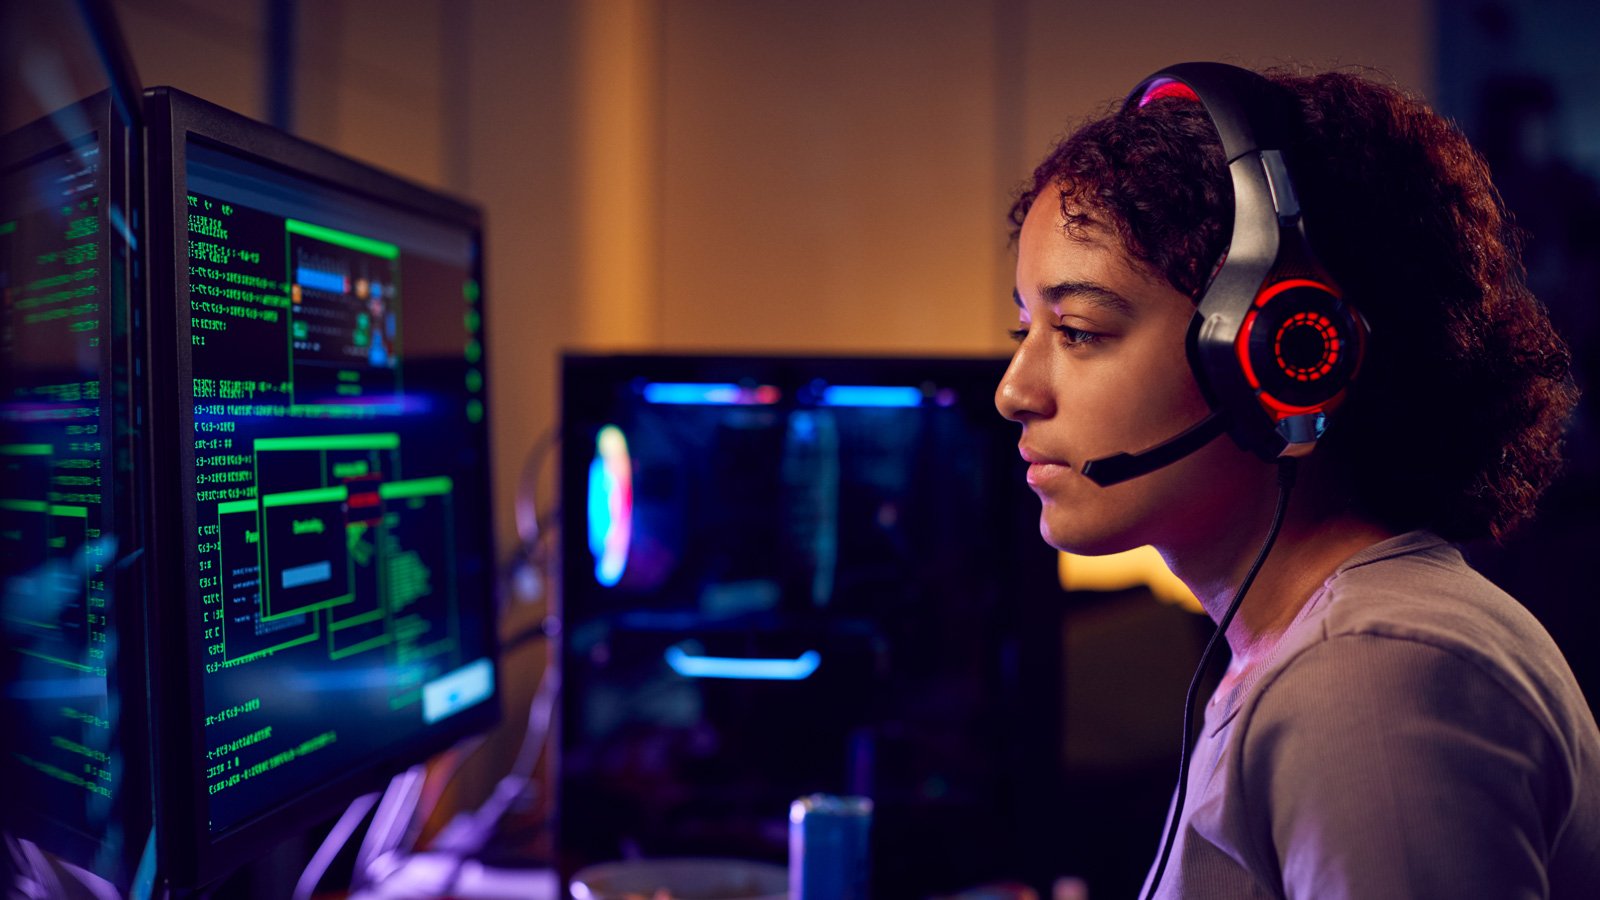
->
[789,793,872,900]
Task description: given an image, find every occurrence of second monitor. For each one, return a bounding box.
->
[558,353,1060,897]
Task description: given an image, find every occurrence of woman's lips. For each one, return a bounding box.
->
[1020,446,1073,487]
[1026,461,1072,487]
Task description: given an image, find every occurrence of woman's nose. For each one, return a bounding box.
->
[996,334,1054,423]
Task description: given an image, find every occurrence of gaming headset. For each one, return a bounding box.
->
[1077,62,1368,487]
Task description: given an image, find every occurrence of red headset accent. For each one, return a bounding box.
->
[1137,79,1202,106]
[1274,311,1340,381]
[1233,278,1350,421]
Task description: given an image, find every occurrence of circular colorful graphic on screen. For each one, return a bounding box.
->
[587,425,633,587]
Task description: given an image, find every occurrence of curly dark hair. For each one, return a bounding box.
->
[1009,69,1578,542]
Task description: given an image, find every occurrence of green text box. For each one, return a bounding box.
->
[255,433,399,453]
[285,219,399,260]
[378,477,452,501]
[262,485,349,509]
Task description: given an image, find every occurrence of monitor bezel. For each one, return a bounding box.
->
[141,86,499,890]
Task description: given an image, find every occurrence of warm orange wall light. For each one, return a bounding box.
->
[575,0,660,349]
[1058,546,1202,613]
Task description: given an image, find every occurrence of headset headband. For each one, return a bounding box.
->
[1121,62,1366,463]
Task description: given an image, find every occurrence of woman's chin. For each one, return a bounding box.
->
[1038,513,1142,558]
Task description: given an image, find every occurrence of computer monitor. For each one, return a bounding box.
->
[0,89,148,891]
[557,353,1061,897]
[140,87,499,889]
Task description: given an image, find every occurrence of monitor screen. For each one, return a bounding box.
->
[0,91,147,890]
[557,354,1059,897]
[142,88,498,888]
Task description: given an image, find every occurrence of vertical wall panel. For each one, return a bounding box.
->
[114,0,265,118]
[294,0,447,186]
[1012,0,1433,181]
[655,0,1006,354]
[573,0,662,350]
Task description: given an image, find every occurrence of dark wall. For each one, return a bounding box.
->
[1438,0,1600,717]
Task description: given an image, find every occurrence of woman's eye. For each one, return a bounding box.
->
[1053,322,1101,346]
[1008,322,1103,347]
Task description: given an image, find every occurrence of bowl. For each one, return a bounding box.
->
[570,858,788,900]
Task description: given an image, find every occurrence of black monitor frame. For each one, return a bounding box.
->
[141,87,499,890]
[1,87,150,893]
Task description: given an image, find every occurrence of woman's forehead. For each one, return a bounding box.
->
[1017,205,1193,321]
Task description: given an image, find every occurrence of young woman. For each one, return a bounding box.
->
[998,65,1600,898]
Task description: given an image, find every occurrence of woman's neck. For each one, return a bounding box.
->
[1162,475,1399,674]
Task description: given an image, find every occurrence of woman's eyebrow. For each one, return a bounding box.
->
[1040,280,1136,317]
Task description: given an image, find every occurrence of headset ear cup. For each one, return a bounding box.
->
[1239,282,1364,418]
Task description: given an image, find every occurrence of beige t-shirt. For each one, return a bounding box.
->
[1141,531,1600,899]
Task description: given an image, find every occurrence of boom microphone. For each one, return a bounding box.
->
[1078,412,1228,487]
